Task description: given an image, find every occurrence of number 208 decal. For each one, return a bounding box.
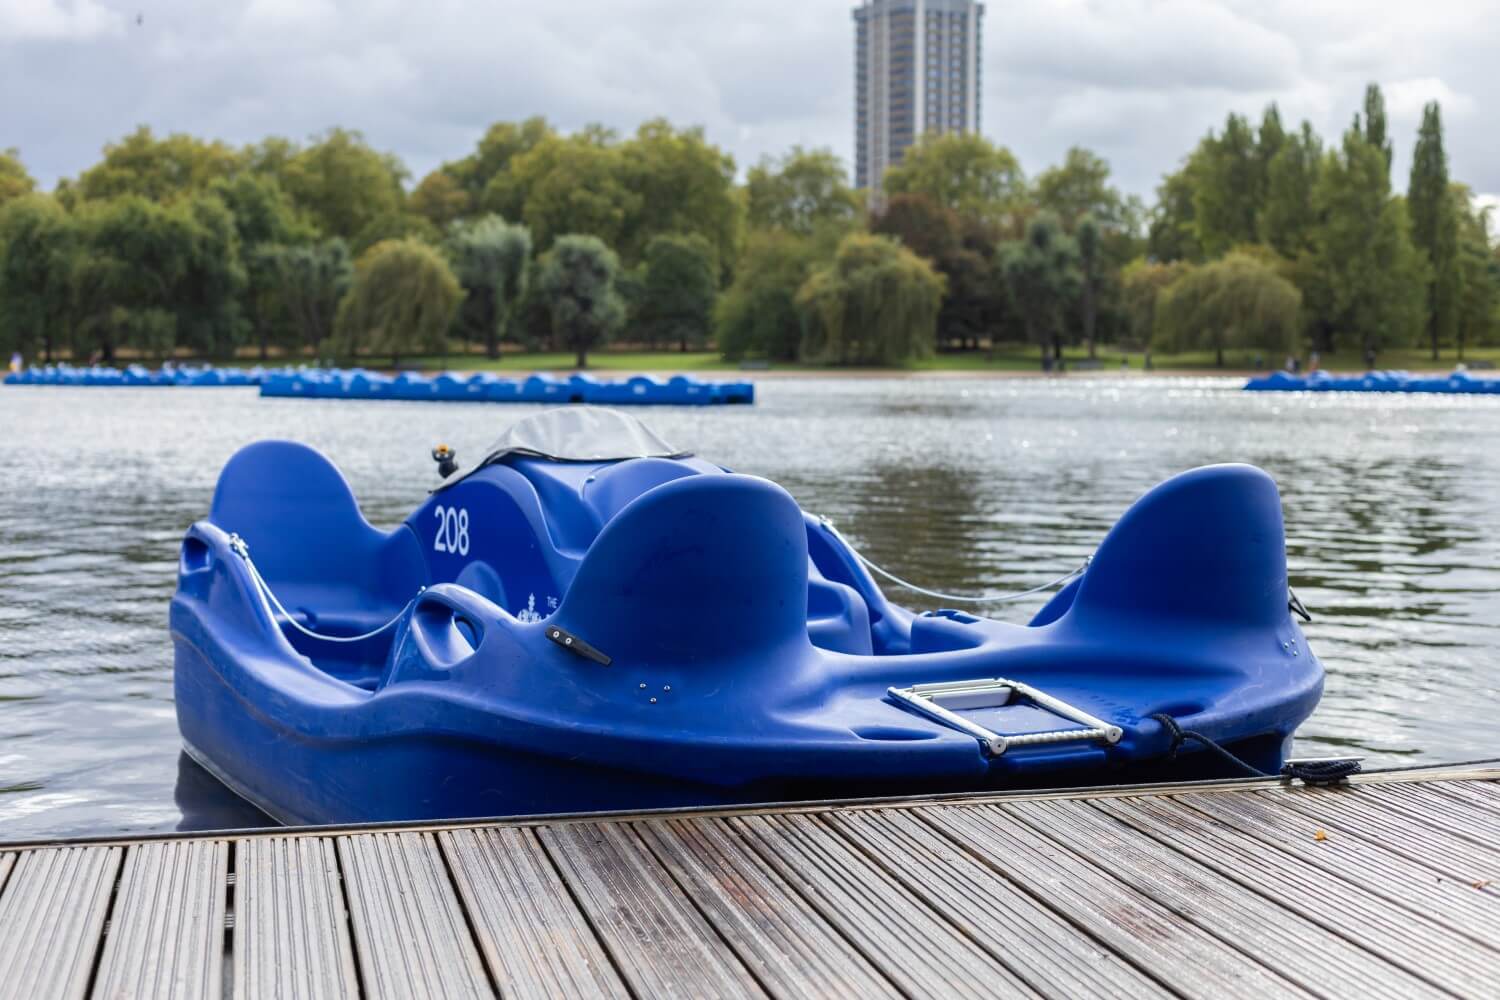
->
[432,505,471,556]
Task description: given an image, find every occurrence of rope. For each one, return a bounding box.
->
[819,517,1090,605]
[1150,712,1362,786]
[227,533,412,644]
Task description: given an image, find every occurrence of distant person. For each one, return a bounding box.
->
[1144,350,1154,371]
[1309,351,1320,372]
[7,351,20,374]
[1042,348,1054,373]
[1253,353,1264,370]
[1284,355,1296,372]
[1120,356,1129,370]
[1364,347,1377,371]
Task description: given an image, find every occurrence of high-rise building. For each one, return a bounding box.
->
[853,0,984,193]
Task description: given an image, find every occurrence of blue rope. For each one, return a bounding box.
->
[1149,712,1362,786]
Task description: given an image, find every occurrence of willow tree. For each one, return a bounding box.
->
[266,238,352,355]
[795,232,944,366]
[336,238,462,365]
[535,234,625,368]
[1153,251,1301,366]
[448,214,532,358]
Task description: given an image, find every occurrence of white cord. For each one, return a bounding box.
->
[227,533,412,643]
[818,517,1090,605]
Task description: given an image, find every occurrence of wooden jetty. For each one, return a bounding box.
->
[1,762,1497,999]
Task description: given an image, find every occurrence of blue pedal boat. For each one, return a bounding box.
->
[171,408,1324,825]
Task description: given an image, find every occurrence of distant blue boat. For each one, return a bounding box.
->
[172,407,1322,825]
[4,363,267,386]
[1245,369,1500,394]
[259,369,755,406]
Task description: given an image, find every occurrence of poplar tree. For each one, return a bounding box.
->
[1407,102,1461,360]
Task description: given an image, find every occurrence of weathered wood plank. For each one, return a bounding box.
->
[1270,785,1500,886]
[1178,788,1500,933]
[0,846,121,1000]
[1099,794,1499,996]
[91,840,226,1000]
[539,821,766,999]
[235,836,360,1000]
[1317,781,1500,855]
[637,818,901,1000]
[439,827,628,1000]
[918,803,1309,999]
[0,852,13,892]
[732,813,1043,999]
[337,832,493,1000]
[823,807,1163,998]
[1007,797,1446,999]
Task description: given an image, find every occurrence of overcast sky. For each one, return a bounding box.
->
[4,0,1498,206]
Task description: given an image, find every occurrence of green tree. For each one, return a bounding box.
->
[1153,251,1301,365]
[1305,127,1427,356]
[618,120,743,276]
[282,128,406,240]
[447,117,553,201]
[1075,216,1104,357]
[0,194,75,362]
[1191,113,1260,257]
[871,193,1004,350]
[1254,104,1287,208]
[210,172,312,358]
[1148,166,1202,263]
[716,230,819,361]
[1407,101,1461,360]
[488,133,639,251]
[0,149,35,207]
[265,239,353,356]
[746,147,861,236]
[409,170,474,230]
[447,214,532,359]
[1034,147,1124,229]
[535,234,626,368]
[796,232,944,366]
[174,194,248,358]
[1261,122,1322,257]
[1357,83,1393,176]
[882,132,1026,227]
[636,233,717,352]
[999,213,1079,366]
[336,238,462,365]
[350,212,441,257]
[1455,189,1500,356]
[73,126,240,202]
[1119,258,1191,347]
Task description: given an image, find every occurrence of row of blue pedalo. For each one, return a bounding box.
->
[260,369,754,405]
[5,363,264,386]
[172,408,1324,825]
[1245,368,1500,393]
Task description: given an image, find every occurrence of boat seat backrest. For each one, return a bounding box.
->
[208,440,426,610]
[551,473,813,666]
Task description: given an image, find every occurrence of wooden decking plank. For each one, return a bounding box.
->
[822,808,1162,998]
[1327,781,1500,853]
[1098,794,1497,996]
[917,803,1309,999]
[0,846,121,1000]
[731,812,1043,999]
[439,828,629,1000]
[1175,789,1500,939]
[1269,785,1500,882]
[337,832,493,1000]
[1416,777,1500,816]
[539,820,767,999]
[1007,798,1446,999]
[91,840,227,1000]
[636,818,901,1000]
[235,836,360,1000]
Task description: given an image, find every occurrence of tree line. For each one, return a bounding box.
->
[1,83,1496,369]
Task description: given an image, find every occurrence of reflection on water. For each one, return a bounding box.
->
[2,378,1498,839]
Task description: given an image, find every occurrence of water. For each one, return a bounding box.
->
[3,377,1499,839]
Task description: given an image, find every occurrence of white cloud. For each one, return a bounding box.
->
[2,0,1499,208]
[0,0,119,40]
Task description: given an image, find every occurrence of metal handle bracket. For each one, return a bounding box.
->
[888,677,1123,757]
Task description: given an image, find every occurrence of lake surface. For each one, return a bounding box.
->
[3,376,1499,839]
